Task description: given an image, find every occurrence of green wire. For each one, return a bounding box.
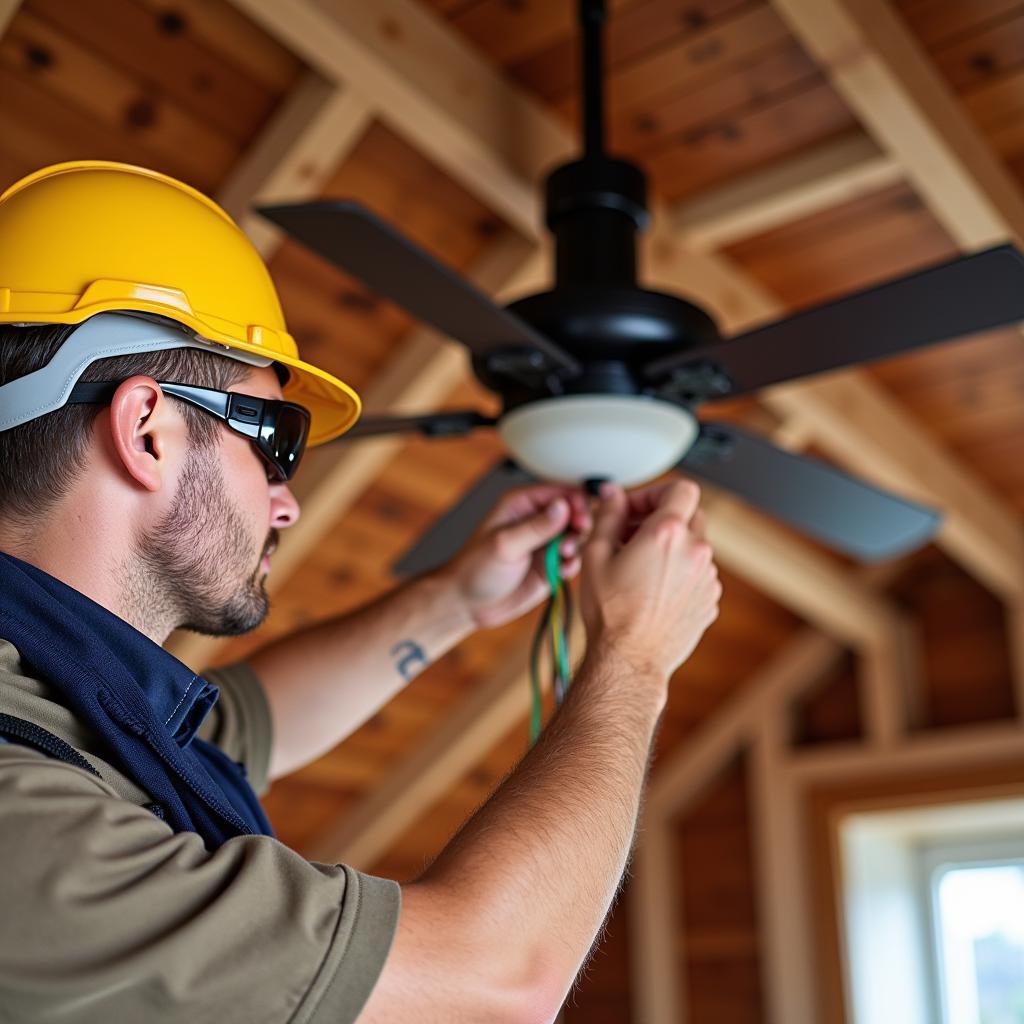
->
[527,534,576,748]
[545,538,571,685]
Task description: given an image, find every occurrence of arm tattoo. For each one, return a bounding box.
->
[391,639,429,682]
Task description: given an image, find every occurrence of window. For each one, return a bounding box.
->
[838,798,1024,1024]
[921,839,1024,1024]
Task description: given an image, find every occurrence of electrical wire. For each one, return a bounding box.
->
[528,532,574,746]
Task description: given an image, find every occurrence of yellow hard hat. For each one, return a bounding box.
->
[0,160,361,445]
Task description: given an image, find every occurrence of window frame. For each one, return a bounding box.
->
[916,835,1024,1024]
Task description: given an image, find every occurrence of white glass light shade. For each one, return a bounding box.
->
[497,394,699,487]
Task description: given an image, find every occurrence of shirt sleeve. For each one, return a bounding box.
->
[0,748,400,1024]
[197,660,274,795]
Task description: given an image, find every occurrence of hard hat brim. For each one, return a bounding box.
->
[0,299,361,447]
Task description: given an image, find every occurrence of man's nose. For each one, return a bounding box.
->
[270,482,300,528]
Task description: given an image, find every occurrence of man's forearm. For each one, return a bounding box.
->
[410,639,667,1014]
[250,572,475,779]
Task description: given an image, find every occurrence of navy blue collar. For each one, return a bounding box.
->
[0,548,274,847]
[0,550,217,747]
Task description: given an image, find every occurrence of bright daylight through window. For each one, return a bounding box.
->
[932,862,1024,1024]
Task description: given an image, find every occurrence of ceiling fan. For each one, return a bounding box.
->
[258,0,1024,576]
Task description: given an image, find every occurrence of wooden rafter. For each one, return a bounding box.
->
[771,0,1024,250]
[228,0,569,236]
[0,0,22,36]
[216,71,374,258]
[766,376,1024,602]
[670,132,904,252]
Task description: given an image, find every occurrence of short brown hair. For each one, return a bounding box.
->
[0,322,253,528]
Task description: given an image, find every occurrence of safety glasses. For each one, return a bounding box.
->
[66,380,311,482]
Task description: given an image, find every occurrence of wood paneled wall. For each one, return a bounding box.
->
[3,0,1024,1021]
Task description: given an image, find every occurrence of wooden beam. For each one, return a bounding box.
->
[671,133,903,252]
[787,721,1024,781]
[217,72,374,258]
[764,376,1024,602]
[305,615,585,866]
[645,233,1024,605]
[0,0,23,37]
[629,808,684,1024]
[859,618,922,745]
[648,557,908,819]
[648,630,841,818]
[705,494,900,650]
[749,712,818,1024]
[770,0,1024,249]
[166,234,546,669]
[227,0,572,237]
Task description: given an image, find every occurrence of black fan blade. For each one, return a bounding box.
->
[342,410,496,440]
[647,245,1024,398]
[258,200,579,376]
[681,422,941,560]
[394,460,535,576]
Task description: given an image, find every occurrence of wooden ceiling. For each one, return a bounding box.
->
[2,0,1024,1019]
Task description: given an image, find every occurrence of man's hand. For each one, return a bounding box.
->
[580,479,721,681]
[438,484,593,629]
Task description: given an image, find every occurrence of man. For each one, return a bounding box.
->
[0,162,721,1023]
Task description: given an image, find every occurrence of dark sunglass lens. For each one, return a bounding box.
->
[263,405,309,479]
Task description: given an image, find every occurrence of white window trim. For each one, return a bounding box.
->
[838,798,1024,1024]
[917,836,1024,1024]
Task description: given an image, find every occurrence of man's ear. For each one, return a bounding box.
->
[107,376,184,493]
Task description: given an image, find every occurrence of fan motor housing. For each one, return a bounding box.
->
[473,286,721,409]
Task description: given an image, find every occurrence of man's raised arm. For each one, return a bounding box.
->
[248,484,592,779]
[359,479,721,1023]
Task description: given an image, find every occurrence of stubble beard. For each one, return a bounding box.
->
[134,445,271,639]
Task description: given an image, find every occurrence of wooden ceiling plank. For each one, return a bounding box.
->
[670,132,904,251]
[216,72,374,257]
[645,79,858,203]
[769,0,1024,249]
[561,5,793,122]
[0,10,239,187]
[131,0,302,94]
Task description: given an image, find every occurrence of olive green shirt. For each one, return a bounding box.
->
[0,638,400,1023]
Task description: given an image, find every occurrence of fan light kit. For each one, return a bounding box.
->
[259,0,1024,576]
[499,395,697,487]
